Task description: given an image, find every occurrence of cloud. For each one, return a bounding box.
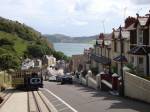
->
[0,0,150,36]
[132,0,150,5]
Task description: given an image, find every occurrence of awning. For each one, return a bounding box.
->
[113,55,127,63]
[128,46,147,55]
[91,54,111,65]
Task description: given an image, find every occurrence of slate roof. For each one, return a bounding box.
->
[91,54,111,65]
[128,46,148,55]
[113,55,128,63]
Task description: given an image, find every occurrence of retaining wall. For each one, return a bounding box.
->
[124,72,150,103]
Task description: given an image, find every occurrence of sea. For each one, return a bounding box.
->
[54,43,93,56]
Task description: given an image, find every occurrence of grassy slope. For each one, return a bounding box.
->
[0,31,28,56]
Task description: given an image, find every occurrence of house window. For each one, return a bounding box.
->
[138,29,143,45]
[131,56,134,63]
[114,40,117,52]
[138,57,144,73]
[122,41,124,53]
[138,57,143,65]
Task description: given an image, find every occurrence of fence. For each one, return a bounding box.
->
[0,71,12,91]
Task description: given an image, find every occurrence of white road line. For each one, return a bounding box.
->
[51,100,60,103]
[44,88,78,112]
[58,107,69,112]
[55,103,63,107]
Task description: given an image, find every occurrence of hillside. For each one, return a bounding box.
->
[44,34,98,43]
[0,17,55,69]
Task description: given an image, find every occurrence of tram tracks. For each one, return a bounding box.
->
[27,91,53,112]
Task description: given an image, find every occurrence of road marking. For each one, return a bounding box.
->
[58,107,69,112]
[55,103,63,107]
[51,100,60,103]
[44,88,78,112]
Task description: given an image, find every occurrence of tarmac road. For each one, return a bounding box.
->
[41,81,150,112]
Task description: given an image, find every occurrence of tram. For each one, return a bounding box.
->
[11,68,43,90]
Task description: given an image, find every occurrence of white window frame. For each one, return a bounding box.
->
[137,27,143,45]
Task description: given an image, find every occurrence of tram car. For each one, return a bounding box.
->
[11,68,43,90]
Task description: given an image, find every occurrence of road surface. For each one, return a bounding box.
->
[41,81,150,112]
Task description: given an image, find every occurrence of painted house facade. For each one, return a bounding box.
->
[111,27,130,75]
[127,14,150,75]
[91,33,112,73]
[42,55,56,67]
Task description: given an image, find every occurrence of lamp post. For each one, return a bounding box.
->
[107,46,111,74]
[119,26,124,96]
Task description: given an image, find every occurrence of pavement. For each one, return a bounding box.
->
[43,81,150,112]
[0,91,27,112]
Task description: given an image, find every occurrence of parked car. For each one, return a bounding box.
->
[49,75,57,81]
[61,74,73,84]
[56,75,62,82]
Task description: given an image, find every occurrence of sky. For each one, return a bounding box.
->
[0,0,150,37]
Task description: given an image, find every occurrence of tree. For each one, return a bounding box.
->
[52,51,69,61]
[0,38,14,46]
[0,53,20,70]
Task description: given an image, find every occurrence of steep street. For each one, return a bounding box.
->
[42,81,150,112]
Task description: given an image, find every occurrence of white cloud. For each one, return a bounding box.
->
[0,0,150,36]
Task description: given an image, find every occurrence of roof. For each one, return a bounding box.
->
[138,17,149,26]
[104,33,112,40]
[126,23,136,30]
[99,33,104,39]
[91,54,111,65]
[113,55,128,63]
[128,46,148,55]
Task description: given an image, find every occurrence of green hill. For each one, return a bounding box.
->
[0,17,55,69]
[0,31,27,56]
[44,34,98,43]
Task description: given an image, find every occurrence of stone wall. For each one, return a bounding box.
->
[124,72,150,103]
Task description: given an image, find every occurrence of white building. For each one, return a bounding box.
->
[42,55,56,67]
[21,58,34,70]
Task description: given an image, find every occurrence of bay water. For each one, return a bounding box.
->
[54,43,93,56]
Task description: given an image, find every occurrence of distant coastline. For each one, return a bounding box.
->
[54,43,93,56]
[44,34,98,44]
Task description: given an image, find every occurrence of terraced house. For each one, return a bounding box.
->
[127,14,150,76]
[111,26,130,75]
[91,33,112,74]
[90,12,150,77]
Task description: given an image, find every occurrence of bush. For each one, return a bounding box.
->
[81,70,87,77]
[111,66,117,73]
[125,63,137,74]
[0,53,20,70]
[91,67,99,75]
[52,50,69,61]
[0,38,14,46]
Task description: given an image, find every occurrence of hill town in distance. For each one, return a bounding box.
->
[0,2,150,112]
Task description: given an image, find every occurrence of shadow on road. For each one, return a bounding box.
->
[72,83,150,112]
